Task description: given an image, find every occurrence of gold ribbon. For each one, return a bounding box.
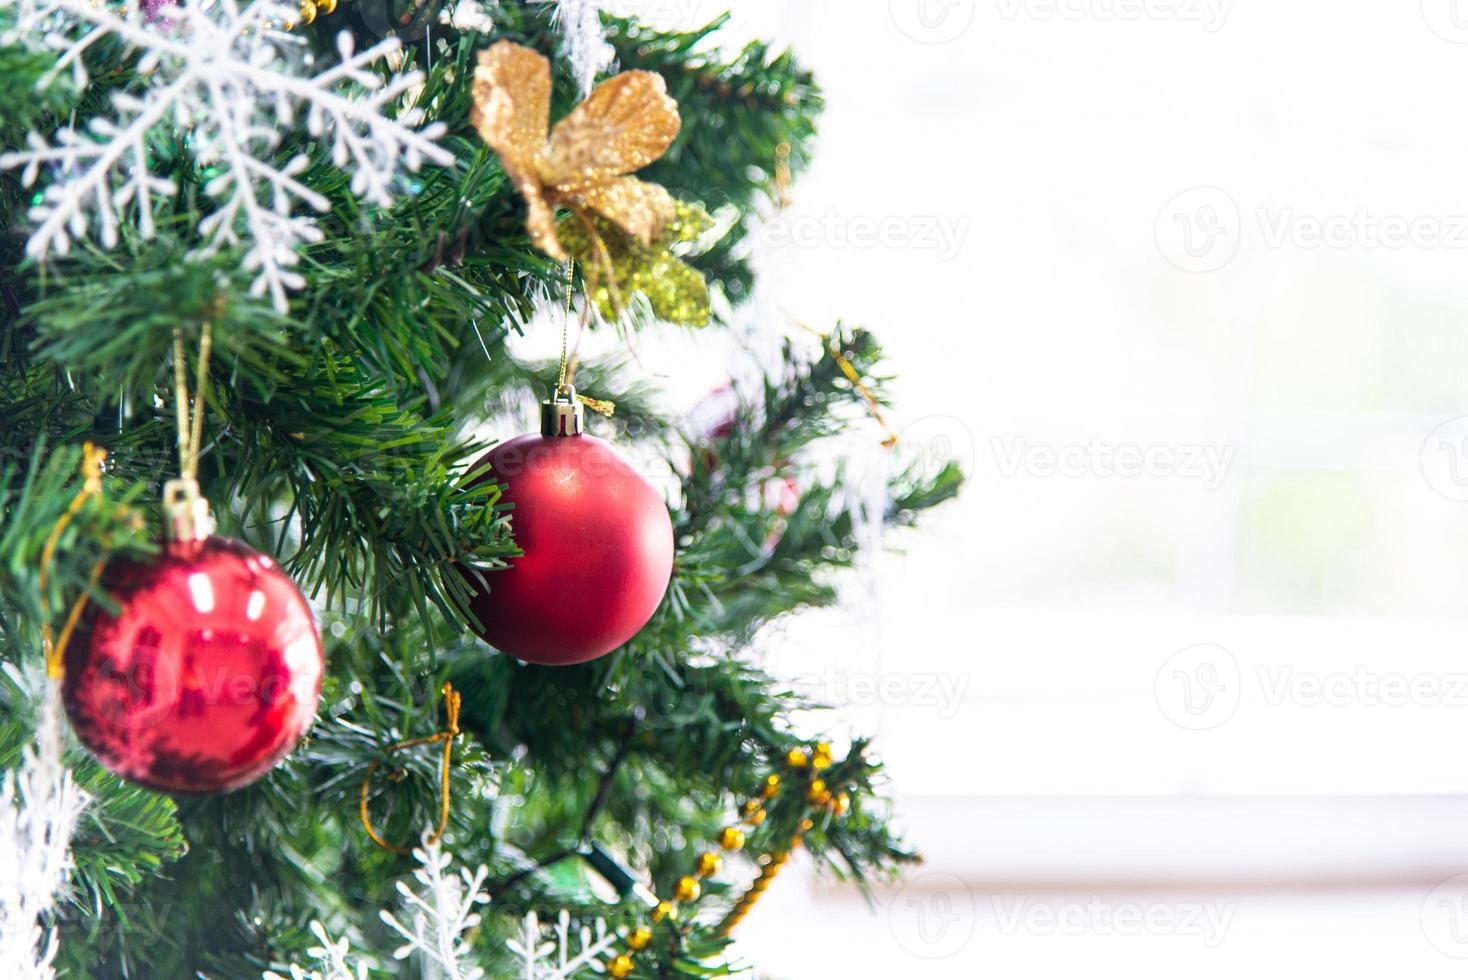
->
[472,41,700,327]
[38,444,109,679]
[792,320,899,448]
[359,683,464,855]
[470,41,681,264]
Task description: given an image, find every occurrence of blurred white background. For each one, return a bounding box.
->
[569,1,1468,975]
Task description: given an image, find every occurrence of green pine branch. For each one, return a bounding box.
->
[0,8,961,978]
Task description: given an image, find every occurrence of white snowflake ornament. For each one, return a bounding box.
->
[379,838,491,980]
[1,0,454,312]
[262,921,368,980]
[506,910,620,980]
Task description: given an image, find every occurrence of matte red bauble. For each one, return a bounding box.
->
[464,389,674,666]
[62,514,323,794]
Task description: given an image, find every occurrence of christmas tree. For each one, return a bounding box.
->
[0,2,961,976]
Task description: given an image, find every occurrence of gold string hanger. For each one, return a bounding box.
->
[359,682,464,854]
[171,321,213,485]
[39,315,212,676]
[165,320,216,542]
[554,262,615,418]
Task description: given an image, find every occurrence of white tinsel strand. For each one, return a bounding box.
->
[277,846,621,980]
[438,0,493,32]
[0,678,89,980]
[379,838,490,980]
[552,0,613,97]
[845,442,892,590]
[0,0,453,313]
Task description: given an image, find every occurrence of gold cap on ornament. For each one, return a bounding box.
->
[163,479,215,543]
[541,385,585,437]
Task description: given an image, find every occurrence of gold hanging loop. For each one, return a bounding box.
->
[359,683,465,855]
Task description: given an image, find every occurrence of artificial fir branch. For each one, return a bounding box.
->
[0,267,19,318]
[0,6,961,977]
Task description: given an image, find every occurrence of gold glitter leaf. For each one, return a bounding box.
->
[470,42,559,257]
[577,178,678,245]
[470,41,681,261]
[559,202,714,327]
[543,70,680,193]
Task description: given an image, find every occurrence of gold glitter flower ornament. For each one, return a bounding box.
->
[470,40,681,262]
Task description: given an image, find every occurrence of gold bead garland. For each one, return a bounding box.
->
[696,851,722,877]
[673,875,701,903]
[602,743,852,975]
[286,0,341,30]
[715,827,807,938]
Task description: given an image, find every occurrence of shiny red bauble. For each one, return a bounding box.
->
[62,536,323,794]
[465,431,674,666]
